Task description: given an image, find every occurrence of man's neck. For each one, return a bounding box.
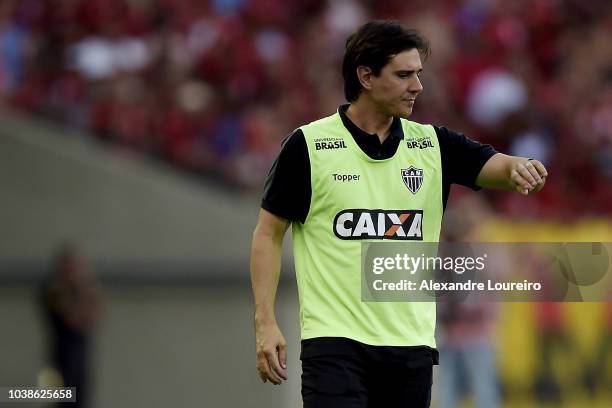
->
[345,100,394,144]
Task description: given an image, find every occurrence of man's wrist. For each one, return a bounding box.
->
[254,310,277,325]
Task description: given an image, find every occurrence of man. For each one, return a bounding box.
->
[250,21,547,407]
[41,244,103,408]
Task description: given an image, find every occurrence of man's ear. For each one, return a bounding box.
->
[356,66,373,91]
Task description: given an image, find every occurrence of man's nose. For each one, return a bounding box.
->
[410,76,423,93]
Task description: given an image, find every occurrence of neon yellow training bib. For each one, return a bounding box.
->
[291,111,443,347]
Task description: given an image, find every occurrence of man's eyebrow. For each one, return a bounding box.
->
[395,68,424,74]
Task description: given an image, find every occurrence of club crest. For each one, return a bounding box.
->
[402,166,423,194]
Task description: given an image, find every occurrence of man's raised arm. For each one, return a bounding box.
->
[250,208,290,385]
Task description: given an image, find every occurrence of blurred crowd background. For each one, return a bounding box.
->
[1,0,611,407]
[1,0,611,216]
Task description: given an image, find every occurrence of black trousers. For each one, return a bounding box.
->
[301,338,435,408]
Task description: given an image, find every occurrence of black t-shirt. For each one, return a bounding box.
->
[262,105,497,223]
[262,105,496,361]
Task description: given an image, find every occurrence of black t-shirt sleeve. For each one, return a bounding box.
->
[435,126,497,211]
[261,129,311,224]
[435,126,497,190]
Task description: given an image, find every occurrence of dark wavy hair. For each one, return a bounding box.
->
[342,21,430,102]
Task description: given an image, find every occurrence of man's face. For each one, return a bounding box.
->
[367,48,424,118]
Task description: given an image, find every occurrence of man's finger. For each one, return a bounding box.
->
[258,353,281,384]
[530,160,548,178]
[511,170,531,192]
[266,348,287,381]
[524,161,543,184]
[256,357,269,383]
[516,165,537,187]
[264,350,282,385]
[278,343,288,370]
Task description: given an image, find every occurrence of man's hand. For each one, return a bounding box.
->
[509,159,548,195]
[255,319,287,385]
[477,154,548,195]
